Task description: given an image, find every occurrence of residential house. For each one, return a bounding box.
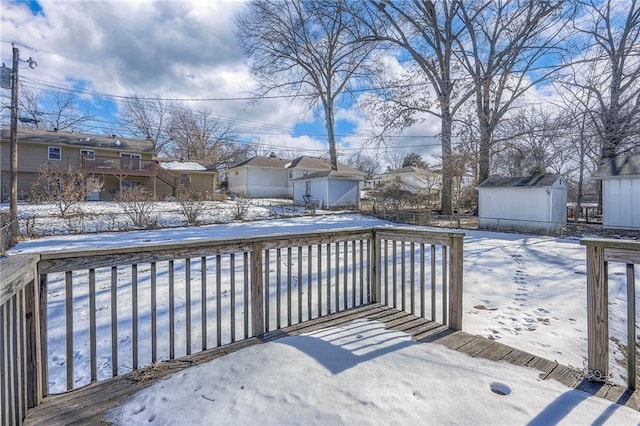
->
[157,159,218,199]
[227,154,365,207]
[477,175,567,234]
[593,155,640,229]
[0,127,216,201]
[371,166,441,194]
[226,153,290,198]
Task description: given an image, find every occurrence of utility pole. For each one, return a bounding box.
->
[9,45,19,245]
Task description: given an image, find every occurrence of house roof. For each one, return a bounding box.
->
[228,155,290,169]
[159,160,214,172]
[379,166,435,177]
[477,175,562,188]
[287,156,364,174]
[292,170,365,181]
[0,127,155,153]
[593,155,640,178]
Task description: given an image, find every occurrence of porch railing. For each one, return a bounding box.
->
[1,226,463,425]
[581,238,640,389]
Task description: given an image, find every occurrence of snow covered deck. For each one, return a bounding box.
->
[23,304,640,425]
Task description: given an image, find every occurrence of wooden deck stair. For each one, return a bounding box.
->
[23,304,640,425]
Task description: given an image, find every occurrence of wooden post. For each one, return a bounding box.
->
[24,276,42,408]
[448,235,464,331]
[586,245,609,379]
[371,233,380,303]
[251,242,264,336]
[627,263,636,390]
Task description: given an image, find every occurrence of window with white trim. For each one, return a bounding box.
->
[48,146,62,160]
[80,149,95,160]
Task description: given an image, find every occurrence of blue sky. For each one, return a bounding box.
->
[2,0,441,168]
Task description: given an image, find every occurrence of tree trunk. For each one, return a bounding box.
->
[440,110,453,215]
[324,102,338,170]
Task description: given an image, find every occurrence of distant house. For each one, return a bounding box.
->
[0,127,211,201]
[593,155,640,229]
[372,166,441,195]
[226,154,290,198]
[478,175,567,234]
[157,159,218,199]
[227,154,365,207]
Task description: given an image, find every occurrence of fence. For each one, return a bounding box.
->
[1,226,463,425]
[581,238,640,389]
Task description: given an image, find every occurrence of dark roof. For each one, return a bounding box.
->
[228,155,290,169]
[287,156,363,174]
[292,170,364,181]
[593,155,640,178]
[0,127,155,153]
[477,175,561,188]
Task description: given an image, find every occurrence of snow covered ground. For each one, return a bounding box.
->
[6,204,640,424]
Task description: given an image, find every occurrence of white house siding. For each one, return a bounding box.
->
[328,179,360,208]
[229,167,288,198]
[478,184,566,233]
[602,177,640,229]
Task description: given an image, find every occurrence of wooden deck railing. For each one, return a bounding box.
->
[581,238,640,390]
[1,226,463,425]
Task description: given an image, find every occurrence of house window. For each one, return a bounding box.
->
[80,149,95,161]
[289,170,293,179]
[120,153,142,169]
[122,180,141,190]
[305,181,311,196]
[48,146,62,160]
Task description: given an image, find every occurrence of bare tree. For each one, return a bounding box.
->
[120,96,171,153]
[31,163,101,217]
[345,151,380,177]
[235,0,378,170]
[356,0,473,215]
[166,104,241,169]
[568,0,640,159]
[17,88,93,131]
[455,0,570,185]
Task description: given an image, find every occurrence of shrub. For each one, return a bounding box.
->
[115,187,157,229]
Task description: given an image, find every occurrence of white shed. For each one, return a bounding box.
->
[478,175,567,234]
[594,155,640,229]
[292,170,364,209]
[227,155,290,198]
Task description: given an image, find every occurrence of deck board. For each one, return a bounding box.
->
[24,304,640,425]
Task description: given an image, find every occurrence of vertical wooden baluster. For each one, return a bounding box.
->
[169,260,175,359]
[110,266,118,377]
[287,247,292,327]
[132,264,138,370]
[410,242,415,315]
[307,246,312,320]
[244,252,249,339]
[335,242,340,312]
[89,269,96,382]
[185,258,191,355]
[401,242,406,311]
[264,250,270,332]
[359,240,364,305]
[327,243,331,314]
[442,246,448,325]
[318,244,323,317]
[431,245,436,322]
[216,254,222,346]
[151,262,157,362]
[276,248,281,329]
[65,271,73,390]
[201,257,207,350]
[298,246,303,324]
[343,241,348,311]
[420,244,425,318]
[230,253,236,343]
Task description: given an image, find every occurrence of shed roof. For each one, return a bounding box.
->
[1,126,155,153]
[228,155,290,169]
[593,155,640,179]
[478,175,561,188]
[292,170,364,181]
[287,156,364,174]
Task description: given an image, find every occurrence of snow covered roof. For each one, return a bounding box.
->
[478,175,562,188]
[159,161,209,171]
[594,155,640,179]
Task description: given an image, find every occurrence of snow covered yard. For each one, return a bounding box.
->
[6,206,640,424]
